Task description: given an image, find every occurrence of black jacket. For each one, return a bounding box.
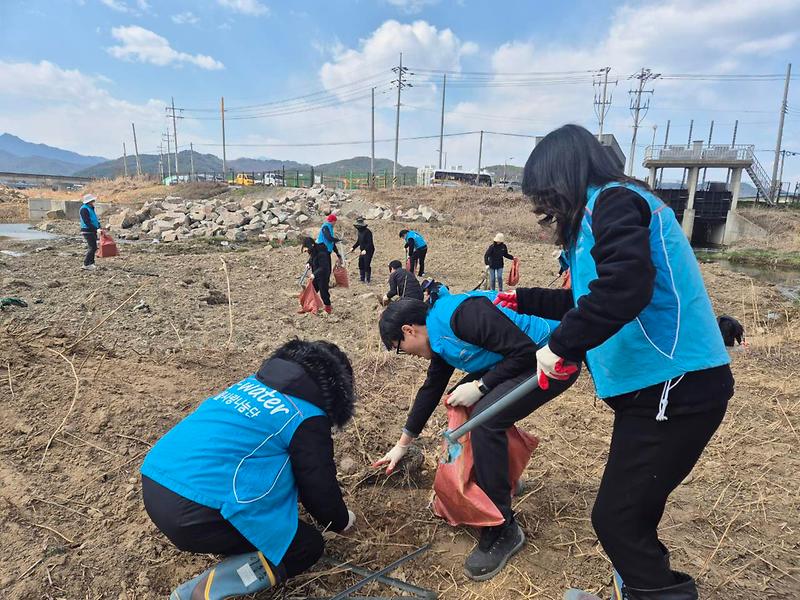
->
[351,227,375,254]
[255,357,350,532]
[387,267,423,300]
[514,186,654,363]
[307,243,332,281]
[403,296,539,436]
[484,242,514,269]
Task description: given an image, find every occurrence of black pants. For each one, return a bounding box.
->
[358,250,374,282]
[313,275,331,306]
[142,476,324,579]
[410,246,427,276]
[82,231,97,266]
[592,366,733,589]
[470,368,579,523]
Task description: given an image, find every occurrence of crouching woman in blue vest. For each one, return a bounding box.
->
[141,340,357,600]
[496,124,733,600]
[374,292,579,582]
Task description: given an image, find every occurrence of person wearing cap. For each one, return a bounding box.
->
[302,237,333,314]
[316,214,342,268]
[399,229,428,277]
[484,234,514,292]
[421,278,449,306]
[79,194,103,271]
[381,259,423,305]
[351,217,375,284]
[141,340,357,600]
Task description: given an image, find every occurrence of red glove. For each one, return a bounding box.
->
[493,291,518,311]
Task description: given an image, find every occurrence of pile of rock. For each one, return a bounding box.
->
[105,187,445,244]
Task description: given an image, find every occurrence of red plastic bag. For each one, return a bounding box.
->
[333,265,349,288]
[97,231,118,258]
[432,402,539,527]
[507,257,520,286]
[298,279,323,313]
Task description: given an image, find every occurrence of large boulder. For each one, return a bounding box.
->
[219,210,248,228]
[108,208,139,229]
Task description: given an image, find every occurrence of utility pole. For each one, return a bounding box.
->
[122,142,128,178]
[438,73,447,168]
[391,52,409,188]
[158,143,164,181]
[771,63,792,201]
[475,130,484,185]
[370,87,375,189]
[627,68,660,176]
[167,97,182,180]
[163,131,173,179]
[131,122,142,177]
[190,142,195,182]
[702,120,714,185]
[593,66,616,140]
[221,96,227,182]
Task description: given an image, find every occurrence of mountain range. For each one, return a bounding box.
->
[0,133,107,175]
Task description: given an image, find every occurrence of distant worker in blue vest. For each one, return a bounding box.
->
[351,217,375,284]
[79,193,103,271]
[316,213,343,268]
[399,228,427,276]
[483,233,515,291]
[140,340,357,600]
[374,292,579,582]
[381,259,423,305]
[494,124,732,600]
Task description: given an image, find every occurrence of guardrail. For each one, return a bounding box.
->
[644,144,755,162]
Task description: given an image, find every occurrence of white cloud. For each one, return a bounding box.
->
[136,0,150,10]
[733,32,798,56]
[108,26,224,70]
[217,0,269,16]
[385,0,439,14]
[99,0,129,12]
[172,11,200,25]
[320,20,478,97]
[0,60,166,157]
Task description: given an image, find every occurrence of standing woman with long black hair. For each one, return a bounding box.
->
[495,125,732,600]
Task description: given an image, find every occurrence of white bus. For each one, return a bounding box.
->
[417,166,494,187]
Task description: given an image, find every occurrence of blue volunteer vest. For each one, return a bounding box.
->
[426,290,558,373]
[79,204,100,230]
[141,375,325,565]
[566,182,729,398]
[316,222,335,252]
[405,230,427,249]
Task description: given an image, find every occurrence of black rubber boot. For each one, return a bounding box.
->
[464,518,525,581]
[624,572,698,600]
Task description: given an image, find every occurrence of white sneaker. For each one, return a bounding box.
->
[81,264,96,271]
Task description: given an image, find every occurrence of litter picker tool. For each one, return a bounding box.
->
[297,265,311,288]
[441,375,540,464]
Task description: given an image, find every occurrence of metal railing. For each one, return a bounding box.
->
[644,144,755,162]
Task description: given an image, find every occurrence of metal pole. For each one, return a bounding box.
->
[370,87,375,189]
[731,119,738,147]
[438,73,446,168]
[158,143,164,181]
[598,66,610,139]
[771,63,792,200]
[627,69,647,176]
[190,142,195,181]
[122,142,128,178]
[658,119,670,187]
[131,122,142,177]
[165,131,172,179]
[702,120,714,185]
[680,119,693,188]
[171,96,179,179]
[475,130,483,185]
[221,96,227,182]
[392,52,403,188]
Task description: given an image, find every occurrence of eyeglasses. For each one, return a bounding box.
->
[395,332,405,355]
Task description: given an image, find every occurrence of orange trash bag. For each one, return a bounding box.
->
[507,257,520,287]
[97,231,118,258]
[333,264,349,288]
[432,401,539,527]
[298,279,323,313]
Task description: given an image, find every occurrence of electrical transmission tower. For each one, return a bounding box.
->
[593,67,617,140]
[627,68,660,175]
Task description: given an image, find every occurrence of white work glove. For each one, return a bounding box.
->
[536,344,577,390]
[360,250,366,256]
[381,294,390,306]
[344,509,356,532]
[372,442,410,475]
[446,380,484,408]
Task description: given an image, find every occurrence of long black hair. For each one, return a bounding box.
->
[522,124,647,246]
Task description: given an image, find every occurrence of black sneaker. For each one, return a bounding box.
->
[464,519,525,581]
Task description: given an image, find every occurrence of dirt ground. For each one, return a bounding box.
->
[1,185,798,600]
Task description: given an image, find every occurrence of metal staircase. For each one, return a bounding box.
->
[743,147,774,204]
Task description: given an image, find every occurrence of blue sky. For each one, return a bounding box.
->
[1,0,798,184]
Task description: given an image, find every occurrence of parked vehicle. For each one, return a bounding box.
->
[234,173,255,186]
